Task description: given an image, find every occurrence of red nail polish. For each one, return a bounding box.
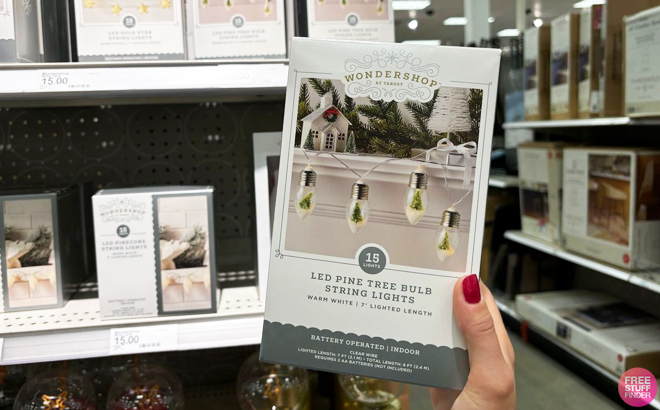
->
[462,274,481,304]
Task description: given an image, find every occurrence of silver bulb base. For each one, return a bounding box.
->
[441,208,460,229]
[351,182,369,200]
[299,168,317,187]
[408,171,428,190]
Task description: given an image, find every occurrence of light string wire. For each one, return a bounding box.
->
[301,140,475,207]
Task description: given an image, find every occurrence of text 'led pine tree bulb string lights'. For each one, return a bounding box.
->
[299,137,476,264]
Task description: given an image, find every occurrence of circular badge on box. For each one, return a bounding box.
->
[618,368,657,407]
[123,15,137,28]
[346,13,359,26]
[356,243,388,274]
[232,15,246,28]
[117,225,130,238]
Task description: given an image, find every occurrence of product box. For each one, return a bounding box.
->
[517,142,565,244]
[261,38,501,389]
[524,26,551,121]
[93,186,217,319]
[297,0,394,43]
[598,0,660,117]
[71,0,186,62]
[0,187,86,312]
[186,0,286,59]
[578,5,602,118]
[516,290,660,376]
[0,0,41,63]
[562,147,660,270]
[550,12,580,120]
[624,6,660,117]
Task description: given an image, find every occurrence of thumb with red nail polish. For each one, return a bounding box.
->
[430,274,516,410]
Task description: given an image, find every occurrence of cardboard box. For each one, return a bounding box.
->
[524,26,551,121]
[517,290,660,376]
[551,12,580,120]
[71,0,186,62]
[562,147,660,270]
[598,0,660,117]
[297,0,394,43]
[624,6,660,117]
[0,0,41,63]
[186,0,287,59]
[518,142,565,244]
[93,186,217,319]
[0,187,87,312]
[578,5,602,118]
[261,38,500,389]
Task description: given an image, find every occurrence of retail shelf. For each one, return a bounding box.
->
[0,286,264,365]
[488,174,519,189]
[495,296,660,409]
[0,60,288,107]
[504,231,660,294]
[503,117,660,129]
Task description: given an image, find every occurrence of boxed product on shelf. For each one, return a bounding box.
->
[297,0,394,43]
[517,142,566,244]
[624,5,660,117]
[598,0,660,117]
[523,26,551,121]
[93,186,217,319]
[71,0,186,62]
[578,5,602,118]
[562,147,660,270]
[186,0,287,59]
[261,38,501,389]
[516,290,660,376]
[0,0,75,63]
[0,187,87,312]
[550,12,580,120]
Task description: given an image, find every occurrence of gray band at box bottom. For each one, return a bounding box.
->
[260,320,469,390]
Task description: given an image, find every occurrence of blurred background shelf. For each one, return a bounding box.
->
[502,117,660,129]
[0,61,289,107]
[504,231,660,294]
[489,174,519,188]
[0,286,263,365]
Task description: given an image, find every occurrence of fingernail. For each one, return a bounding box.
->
[462,274,481,304]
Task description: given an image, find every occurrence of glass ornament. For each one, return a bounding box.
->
[106,363,183,410]
[436,207,460,263]
[347,181,370,234]
[403,167,428,225]
[296,166,317,220]
[236,352,309,410]
[338,375,404,410]
[13,369,96,410]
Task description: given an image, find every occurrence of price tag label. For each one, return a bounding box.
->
[38,70,92,92]
[109,324,178,355]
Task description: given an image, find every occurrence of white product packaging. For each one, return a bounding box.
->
[72,0,186,62]
[261,38,501,389]
[93,186,217,319]
[302,0,394,42]
[517,290,660,377]
[186,0,287,59]
[523,26,551,120]
[562,147,660,270]
[550,12,579,120]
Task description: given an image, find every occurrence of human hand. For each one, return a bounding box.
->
[429,274,516,410]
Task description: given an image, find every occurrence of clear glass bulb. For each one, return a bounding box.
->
[338,375,404,410]
[295,185,316,220]
[404,187,427,225]
[347,199,369,234]
[436,226,460,263]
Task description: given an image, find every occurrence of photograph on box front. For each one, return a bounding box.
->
[313,0,389,22]
[78,0,178,25]
[197,0,279,24]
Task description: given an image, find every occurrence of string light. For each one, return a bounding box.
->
[404,165,428,225]
[296,166,317,220]
[347,180,370,233]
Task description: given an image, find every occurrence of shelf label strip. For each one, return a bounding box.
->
[109,324,178,355]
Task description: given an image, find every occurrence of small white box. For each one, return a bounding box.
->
[523,26,551,120]
[517,142,565,244]
[71,0,186,62]
[562,147,660,270]
[516,290,660,377]
[186,0,286,59]
[577,5,602,118]
[551,12,580,120]
[301,0,394,43]
[624,5,660,117]
[93,186,217,319]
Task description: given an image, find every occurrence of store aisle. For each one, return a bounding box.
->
[409,333,622,409]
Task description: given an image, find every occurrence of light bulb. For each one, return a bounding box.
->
[295,166,316,220]
[403,166,428,225]
[436,207,460,263]
[346,181,369,234]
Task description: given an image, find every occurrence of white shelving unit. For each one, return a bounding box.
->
[504,230,660,294]
[0,61,289,106]
[489,174,519,189]
[503,117,660,129]
[494,297,660,410]
[0,287,264,365]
